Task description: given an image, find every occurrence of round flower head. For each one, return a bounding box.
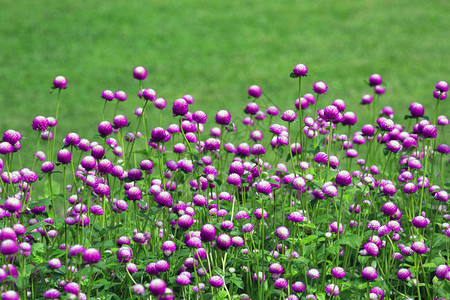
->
[245,102,259,115]
[331,267,346,279]
[215,110,231,125]
[41,161,55,173]
[369,74,382,86]
[266,106,279,116]
[148,278,166,297]
[313,81,327,94]
[361,266,377,281]
[216,233,232,250]
[133,66,147,80]
[81,155,96,170]
[293,63,308,77]
[142,89,156,101]
[172,98,189,116]
[397,268,411,280]
[409,102,424,118]
[114,90,127,101]
[101,89,115,101]
[436,80,449,92]
[256,180,272,194]
[307,268,320,279]
[292,281,306,293]
[434,89,447,100]
[248,85,262,98]
[361,94,373,104]
[113,115,128,129]
[82,248,101,263]
[422,124,437,138]
[274,278,288,290]
[386,140,402,153]
[276,226,289,240]
[336,170,352,186]
[282,110,297,122]
[375,85,385,94]
[0,239,18,255]
[411,241,427,255]
[56,149,71,164]
[435,264,449,279]
[32,116,49,132]
[97,121,113,136]
[343,111,357,126]
[53,76,67,89]
[325,283,340,297]
[437,115,449,126]
[209,275,224,287]
[192,110,208,124]
[323,105,340,121]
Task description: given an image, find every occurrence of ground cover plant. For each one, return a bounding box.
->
[0,64,449,300]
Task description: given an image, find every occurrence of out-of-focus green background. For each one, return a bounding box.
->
[0,0,449,157]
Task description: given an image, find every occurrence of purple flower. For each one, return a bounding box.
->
[216,233,232,250]
[281,110,297,122]
[436,80,449,92]
[209,275,224,287]
[361,94,373,104]
[53,76,67,89]
[325,283,340,297]
[133,66,147,80]
[292,281,306,293]
[82,248,101,263]
[172,98,189,116]
[411,241,427,255]
[148,278,166,297]
[331,267,346,279]
[307,268,320,279]
[293,64,308,77]
[313,81,327,94]
[274,278,288,290]
[361,266,377,281]
[409,102,424,118]
[101,90,115,101]
[215,110,231,125]
[397,268,411,280]
[248,85,262,98]
[369,74,382,86]
[276,226,289,240]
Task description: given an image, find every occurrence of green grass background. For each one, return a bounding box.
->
[0,0,449,157]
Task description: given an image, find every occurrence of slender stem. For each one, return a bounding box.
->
[51,89,62,161]
[127,100,149,168]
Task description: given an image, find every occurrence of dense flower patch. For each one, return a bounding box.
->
[0,65,449,299]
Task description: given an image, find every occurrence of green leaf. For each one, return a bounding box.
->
[432,233,447,249]
[228,275,244,289]
[327,245,340,255]
[44,180,61,198]
[335,234,361,249]
[28,198,51,209]
[290,72,299,78]
[300,235,318,246]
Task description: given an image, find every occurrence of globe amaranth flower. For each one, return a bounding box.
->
[397,268,411,280]
[369,74,382,86]
[293,64,308,77]
[248,85,261,98]
[53,76,67,89]
[133,66,147,80]
[313,81,327,94]
[148,278,166,297]
[215,110,231,125]
[172,98,189,116]
[325,283,340,297]
[361,266,377,281]
[409,102,424,118]
[436,80,449,93]
[281,110,297,122]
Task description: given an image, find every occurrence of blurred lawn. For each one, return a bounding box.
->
[0,0,449,162]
